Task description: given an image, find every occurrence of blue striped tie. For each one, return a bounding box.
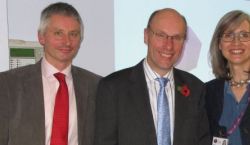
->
[156,78,171,145]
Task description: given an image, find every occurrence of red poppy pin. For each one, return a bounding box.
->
[177,85,190,97]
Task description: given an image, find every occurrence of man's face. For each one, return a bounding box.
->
[144,10,186,76]
[38,14,81,70]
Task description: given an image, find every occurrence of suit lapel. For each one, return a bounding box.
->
[22,62,45,145]
[174,69,191,118]
[128,61,157,145]
[72,67,89,145]
[173,69,192,143]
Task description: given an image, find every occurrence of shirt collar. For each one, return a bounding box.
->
[143,58,174,82]
[41,57,72,79]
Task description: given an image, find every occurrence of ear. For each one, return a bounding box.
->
[38,32,45,46]
[144,28,149,45]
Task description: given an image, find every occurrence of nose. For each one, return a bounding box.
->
[232,35,241,45]
[63,34,72,46]
[164,37,174,49]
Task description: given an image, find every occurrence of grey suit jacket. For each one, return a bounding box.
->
[94,61,210,145]
[0,61,101,145]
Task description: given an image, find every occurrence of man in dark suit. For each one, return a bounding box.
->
[94,8,210,145]
[0,2,100,145]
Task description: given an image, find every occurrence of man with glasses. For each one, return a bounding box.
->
[95,8,210,145]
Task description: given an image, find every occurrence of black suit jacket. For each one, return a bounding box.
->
[0,61,101,145]
[95,61,210,145]
[205,79,250,145]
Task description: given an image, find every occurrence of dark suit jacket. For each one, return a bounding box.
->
[94,61,210,145]
[205,79,250,145]
[0,61,101,145]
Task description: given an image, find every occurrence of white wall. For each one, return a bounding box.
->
[3,0,250,80]
[115,0,250,82]
[0,0,9,71]
[7,0,114,76]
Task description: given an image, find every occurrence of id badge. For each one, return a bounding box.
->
[212,136,228,145]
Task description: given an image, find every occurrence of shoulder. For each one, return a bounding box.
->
[205,78,225,91]
[71,66,102,80]
[0,63,40,80]
[97,64,143,92]
[204,78,225,109]
[205,79,224,86]
[104,67,133,81]
[72,66,102,83]
[101,60,144,86]
[173,68,203,85]
[96,66,139,98]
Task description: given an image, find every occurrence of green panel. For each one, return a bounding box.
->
[10,48,34,57]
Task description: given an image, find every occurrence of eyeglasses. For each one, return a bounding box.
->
[221,32,250,42]
[148,27,185,43]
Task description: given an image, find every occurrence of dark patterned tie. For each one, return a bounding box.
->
[50,73,69,145]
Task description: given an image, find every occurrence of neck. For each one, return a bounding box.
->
[229,65,249,82]
[229,65,250,88]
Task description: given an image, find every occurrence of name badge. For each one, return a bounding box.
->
[212,136,228,145]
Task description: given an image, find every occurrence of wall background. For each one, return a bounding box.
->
[7,0,114,76]
[115,0,250,82]
[1,0,250,81]
[0,0,9,71]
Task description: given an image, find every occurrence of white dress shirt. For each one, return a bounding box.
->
[41,58,78,145]
[143,58,175,145]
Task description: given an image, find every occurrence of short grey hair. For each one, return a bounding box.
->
[38,2,84,41]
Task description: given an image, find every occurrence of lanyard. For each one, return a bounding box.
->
[227,84,250,136]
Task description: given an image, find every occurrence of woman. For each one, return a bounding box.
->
[206,10,250,145]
